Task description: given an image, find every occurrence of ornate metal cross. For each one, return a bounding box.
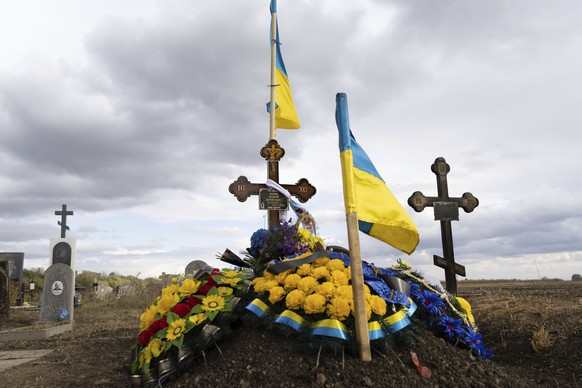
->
[229,139,316,229]
[55,204,74,238]
[408,157,479,294]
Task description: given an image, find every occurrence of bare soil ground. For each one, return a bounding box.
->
[0,280,580,387]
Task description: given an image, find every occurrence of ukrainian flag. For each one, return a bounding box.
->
[268,0,300,129]
[335,93,419,255]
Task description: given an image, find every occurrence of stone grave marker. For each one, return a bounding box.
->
[408,157,479,294]
[185,260,212,276]
[0,253,24,283]
[40,263,75,323]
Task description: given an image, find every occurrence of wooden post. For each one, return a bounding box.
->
[346,213,372,361]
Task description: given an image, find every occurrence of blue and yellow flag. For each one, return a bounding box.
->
[267,0,300,129]
[335,93,419,255]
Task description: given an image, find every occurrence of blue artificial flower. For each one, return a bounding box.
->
[408,282,422,299]
[417,290,445,315]
[463,327,493,358]
[249,229,269,257]
[59,308,69,320]
[437,315,464,340]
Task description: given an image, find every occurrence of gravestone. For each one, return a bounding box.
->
[95,281,113,300]
[0,253,24,282]
[408,157,479,294]
[49,239,76,272]
[185,260,212,276]
[0,261,9,327]
[40,263,75,323]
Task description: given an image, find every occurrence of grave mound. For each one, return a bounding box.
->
[129,222,492,387]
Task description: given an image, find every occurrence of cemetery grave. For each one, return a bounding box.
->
[0,278,579,386]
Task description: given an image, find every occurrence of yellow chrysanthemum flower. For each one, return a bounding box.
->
[327,259,346,271]
[283,273,302,290]
[189,313,208,326]
[311,266,330,280]
[178,278,201,296]
[139,305,158,331]
[456,297,475,324]
[268,286,286,304]
[315,282,335,299]
[327,297,351,321]
[201,295,226,312]
[253,279,278,293]
[334,284,353,300]
[297,227,312,240]
[296,263,312,276]
[166,318,186,341]
[156,293,180,315]
[297,276,318,294]
[312,236,324,249]
[312,256,329,268]
[285,289,306,310]
[303,293,326,314]
[330,270,349,286]
[368,295,387,316]
[217,286,233,297]
[149,337,164,357]
[274,270,291,285]
[343,267,352,280]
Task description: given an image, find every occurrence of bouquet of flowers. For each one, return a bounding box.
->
[131,267,251,377]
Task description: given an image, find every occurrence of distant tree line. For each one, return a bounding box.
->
[21,268,161,291]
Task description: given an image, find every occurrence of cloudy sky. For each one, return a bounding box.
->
[1,0,580,281]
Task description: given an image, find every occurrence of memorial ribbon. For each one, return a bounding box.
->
[245,298,270,318]
[266,179,316,234]
[266,249,327,275]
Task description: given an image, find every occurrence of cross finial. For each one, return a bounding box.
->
[55,204,74,238]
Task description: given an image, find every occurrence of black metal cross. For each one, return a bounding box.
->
[229,139,316,230]
[408,157,479,294]
[55,204,74,238]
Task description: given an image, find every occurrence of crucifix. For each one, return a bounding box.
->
[229,139,316,230]
[407,157,479,294]
[55,204,74,238]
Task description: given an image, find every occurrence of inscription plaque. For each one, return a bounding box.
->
[259,188,289,211]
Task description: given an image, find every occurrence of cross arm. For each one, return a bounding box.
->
[408,191,478,213]
[280,178,316,203]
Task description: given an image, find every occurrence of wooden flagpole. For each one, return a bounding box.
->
[269,8,277,140]
[346,213,372,361]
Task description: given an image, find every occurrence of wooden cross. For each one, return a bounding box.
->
[407,157,479,294]
[55,204,74,238]
[229,139,316,229]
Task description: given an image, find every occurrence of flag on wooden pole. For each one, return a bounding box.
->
[335,93,419,255]
[268,0,300,138]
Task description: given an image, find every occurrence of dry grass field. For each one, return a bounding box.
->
[0,280,580,387]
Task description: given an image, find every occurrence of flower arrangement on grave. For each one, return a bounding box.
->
[129,220,491,386]
[243,222,492,359]
[131,267,251,377]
